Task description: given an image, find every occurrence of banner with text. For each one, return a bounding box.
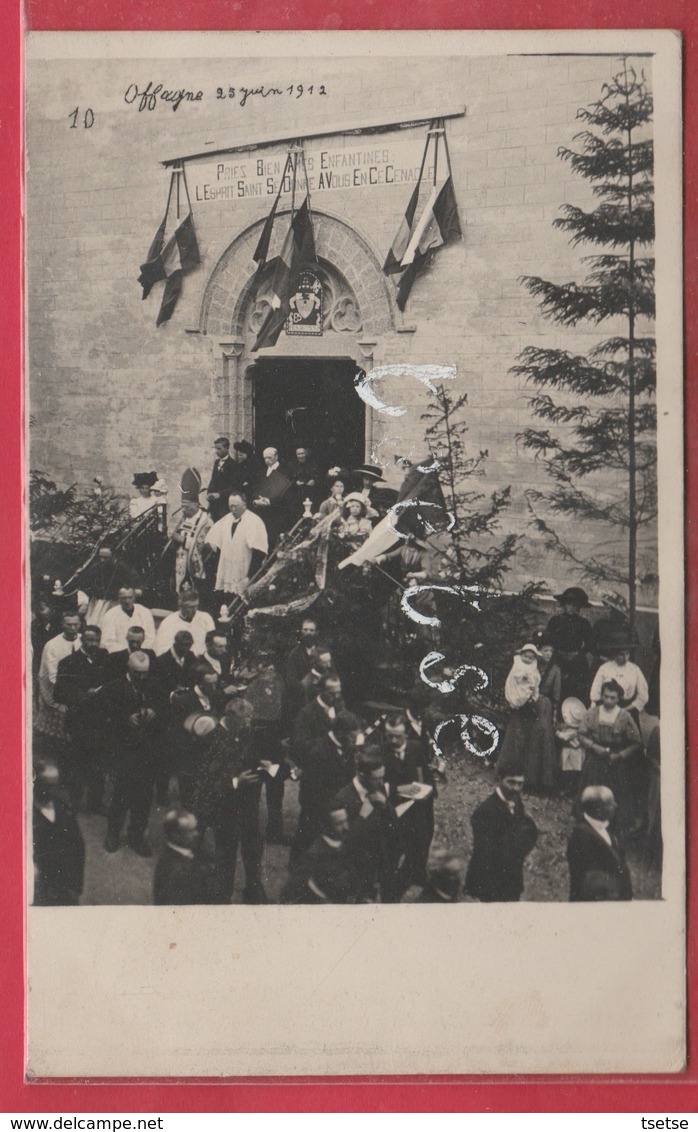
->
[190,139,435,203]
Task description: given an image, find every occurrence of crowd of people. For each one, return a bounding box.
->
[31,437,661,907]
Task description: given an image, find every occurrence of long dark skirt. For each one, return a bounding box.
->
[498,699,557,790]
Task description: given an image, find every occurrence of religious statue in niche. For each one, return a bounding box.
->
[286,269,323,336]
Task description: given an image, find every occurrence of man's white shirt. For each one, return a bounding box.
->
[100,604,156,653]
[155,610,215,657]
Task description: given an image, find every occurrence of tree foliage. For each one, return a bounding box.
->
[422,384,543,719]
[511,63,656,623]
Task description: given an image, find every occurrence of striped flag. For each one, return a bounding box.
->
[138,208,200,326]
[395,176,461,311]
[252,197,316,352]
[383,181,421,276]
[252,194,280,271]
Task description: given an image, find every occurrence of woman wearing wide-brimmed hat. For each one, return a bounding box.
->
[351,463,383,516]
[498,644,557,792]
[129,470,166,519]
[545,585,593,702]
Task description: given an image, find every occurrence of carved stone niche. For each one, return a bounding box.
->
[247,259,363,337]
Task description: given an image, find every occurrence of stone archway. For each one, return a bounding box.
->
[200,209,397,340]
[199,210,398,449]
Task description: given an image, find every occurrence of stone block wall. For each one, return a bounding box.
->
[26,48,656,602]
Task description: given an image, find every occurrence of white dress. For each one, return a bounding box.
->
[129,495,159,519]
[206,510,269,595]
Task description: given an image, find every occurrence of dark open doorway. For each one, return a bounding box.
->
[250,357,366,472]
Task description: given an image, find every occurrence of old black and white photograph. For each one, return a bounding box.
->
[24,30,684,1076]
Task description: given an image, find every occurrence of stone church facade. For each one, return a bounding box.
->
[26,46,657,602]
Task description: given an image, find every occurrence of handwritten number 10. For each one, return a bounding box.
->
[68,107,95,129]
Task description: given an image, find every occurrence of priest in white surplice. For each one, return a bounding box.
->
[205,491,269,599]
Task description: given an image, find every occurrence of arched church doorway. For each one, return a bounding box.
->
[248,357,366,472]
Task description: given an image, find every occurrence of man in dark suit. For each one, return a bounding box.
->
[153,629,196,700]
[285,445,321,519]
[330,748,399,903]
[199,629,235,686]
[53,623,110,810]
[465,769,538,903]
[293,710,362,856]
[106,624,156,680]
[100,651,164,856]
[153,809,214,905]
[188,701,267,904]
[284,618,319,687]
[298,645,335,706]
[206,436,244,522]
[292,672,346,763]
[368,712,435,893]
[252,447,292,546]
[281,805,362,904]
[152,628,197,804]
[32,761,85,906]
[567,785,633,901]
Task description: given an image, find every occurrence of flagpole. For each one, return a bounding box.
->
[164,169,176,227]
[432,126,440,186]
[181,161,193,216]
[253,149,294,272]
[290,141,299,222]
[299,145,318,265]
[416,120,434,194]
[175,162,181,221]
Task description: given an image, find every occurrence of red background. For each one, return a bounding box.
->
[3,0,695,1113]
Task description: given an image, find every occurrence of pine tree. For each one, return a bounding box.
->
[511,62,655,628]
[421,384,542,717]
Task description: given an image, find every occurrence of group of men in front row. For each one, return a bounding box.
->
[33,600,636,907]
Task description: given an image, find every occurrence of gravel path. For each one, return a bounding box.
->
[76,751,660,905]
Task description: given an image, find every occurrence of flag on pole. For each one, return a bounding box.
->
[138,170,201,326]
[252,194,280,271]
[383,181,421,276]
[252,197,316,352]
[252,149,294,271]
[395,176,461,311]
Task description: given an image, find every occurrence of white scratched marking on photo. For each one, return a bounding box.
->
[433,714,500,760]
[387,498,456,537]
[400,583,482,626]
[419,650,489,695]
[354,364,456,417]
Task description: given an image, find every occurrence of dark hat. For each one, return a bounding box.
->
[233,440,254,456]
[132,470,158,489]
[353,464,385,482]
[555,586,590,608]
[531,629,553,649]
